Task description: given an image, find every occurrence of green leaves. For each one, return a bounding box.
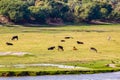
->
[0,0,29,23]
[74,2,113,22]
[28,6,51,23]
[0,0,119,24]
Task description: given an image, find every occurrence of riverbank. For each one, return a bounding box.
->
[0,69,120,77]
[0,71,120,80]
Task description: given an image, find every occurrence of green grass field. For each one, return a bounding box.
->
[0,24,120,73]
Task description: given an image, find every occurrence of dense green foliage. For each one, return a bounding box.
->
[75,2,113,22]
[28,6,50,23]
[0,0,120,24]
[0,0,29,23]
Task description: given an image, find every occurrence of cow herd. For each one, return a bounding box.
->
[6,35,98,53]
[48,36,98,53]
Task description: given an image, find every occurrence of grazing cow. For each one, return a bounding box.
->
[106,64,116,68]
[107,36,111,41]
[48,46,55,50]
[61,40,65,42]
[77,41,84,44]
[90,47,97,53]
[73,46,78,50]
[6,42,13,45]
[64,36,73,39]
[58,46,64,51]
[11,36,18,40]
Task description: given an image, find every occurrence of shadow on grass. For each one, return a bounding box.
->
[1,22,116,28]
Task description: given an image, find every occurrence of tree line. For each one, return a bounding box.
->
[0,0,120,24]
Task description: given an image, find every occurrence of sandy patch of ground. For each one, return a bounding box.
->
[0,52,30,56]
[0,64,91,70]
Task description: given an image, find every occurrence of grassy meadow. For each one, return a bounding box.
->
[0,24,120,74]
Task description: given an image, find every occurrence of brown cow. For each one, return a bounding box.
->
[77,41,84,44]
[64,36,73,39]
[73,46,78,50]
[61,40,65,42]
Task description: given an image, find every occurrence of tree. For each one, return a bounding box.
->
[26,0,35,6]
[100,8,108,19]
[0,0,29,23]
[75,2,113,22]
[48,1,69,18]
[109,7,120,21]
[28,6,50,23]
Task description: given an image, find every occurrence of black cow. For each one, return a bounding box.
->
[11,36,18,40]
[77,41,84,44]
[90,47,97,53]
[58,46,64,51]
[48,46,55,50]
[6,42,13,45]
[64,36,73,39]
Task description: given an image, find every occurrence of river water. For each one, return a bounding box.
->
[0,71,120,80]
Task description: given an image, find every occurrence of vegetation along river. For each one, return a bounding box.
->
[0,71,120,80]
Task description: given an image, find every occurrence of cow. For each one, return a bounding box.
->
[73,46,78,50]
[77,41,84,44]
[64,36,73,39]
[11,36,18,40]
[58,45,64,51]
[6,42,13,45]
[61,40,65,42]
[90,47,97,53]
[107,36,111,41]
[48,46,55,50]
